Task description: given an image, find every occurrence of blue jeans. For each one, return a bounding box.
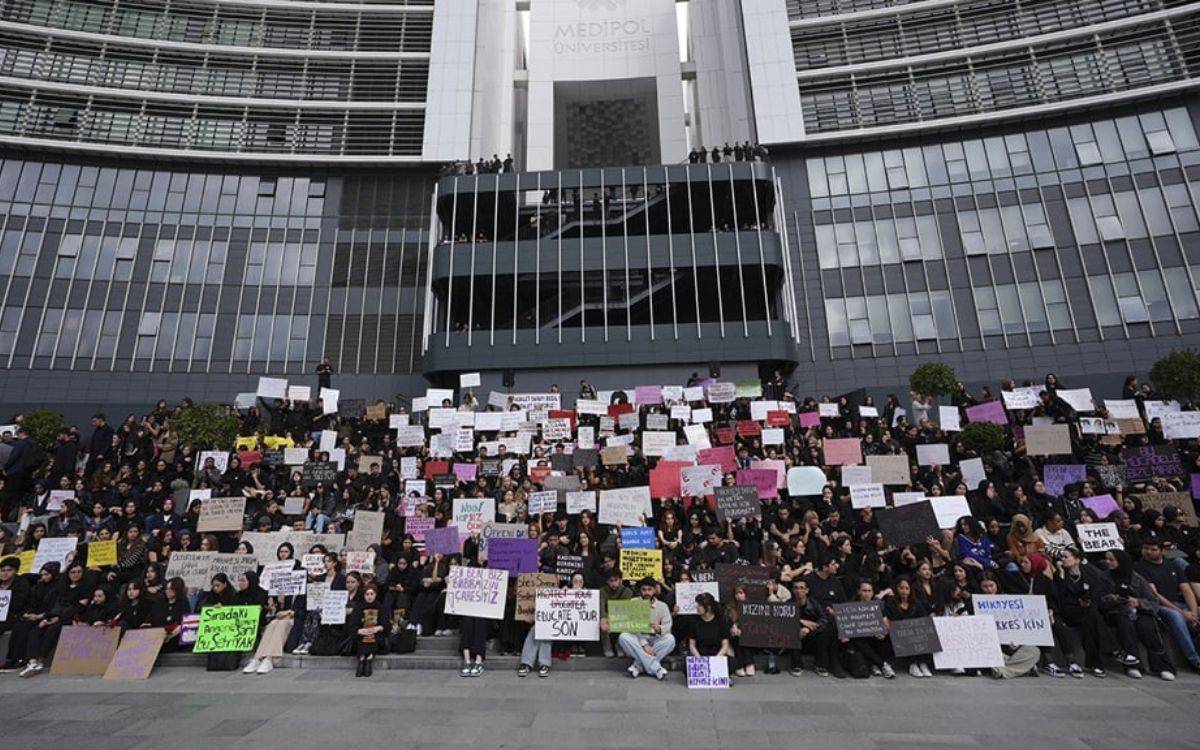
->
[306,512,331,533]
[520,629,551,668]
[1157,605,1200,664]
[618,632,675,675]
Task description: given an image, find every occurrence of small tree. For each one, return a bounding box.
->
[957,421,1006,454]
[172,403,241,451]
[20,410,65,447]
[1149,349,1200,407]
[909,362,958,398]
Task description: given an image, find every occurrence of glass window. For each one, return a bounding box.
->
[1070,124,1102,165]
[1000,204,1028,252]
[151,239,173,282]
[1067,197,1098,244]
[855,222,879,265]
[825,299,849,347]
[246,241,266,284]
[0,306,21,357]
[35,309,61,356]
[997,284,1024,334]
[959,210,985,255]
[1137,187,1172,236]
[1137,270,1172,322]
[930,290,957,338]
[815,224,838,269]
[1165,270,1198,320]
[1164,184,1198,232]
[808,158,829,199]
[875,218,899,263]
[835,223,858,267]
[1018,282,1047,332]
[916,215,941,260]
[1114,191,1146,240]
[1004,133,1032,174]
[887,293,912,341]
[1042,279,1073,331]
[1164,107,1199,151]
[975,286,1001,334]
[56,309,81,358]
[1091,194,1124,241]
[846,297,870,344]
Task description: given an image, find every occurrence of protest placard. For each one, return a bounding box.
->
[0,590,10,622]
[621,526,656,550]
[916,443,951,466]
[423,525,462,556]
[737,601,802,649]
[256,376,288,400]
[1082,494,1120,520]
[478,522,526,561]
[706,382,736,403]
[841,465,872,486]
[620,549,662,581]
[88,539,117,567]
[1121,445,1182,480]
[445,566,508,620]
[939,406,962,432]
[320,590,349,625]
[681,464,721,497]
[1077,523,1123,552]
[849,483,886,509]
[555,553,584,582]
[599,486,651,526]
[302,461,338,487]
[823,437,862,465]
[832,601,887,639]
[674,581,720,615]
[601,445,628,466]
[973,594,1054,647]
[736,468,778,499]
[930,496,972,529]
[516,572,559,623]
[889,616,942,658]
[346,510,385,552]
[526,490,558,516]
[1044,464,1086,497]
[486,538,538,577]
[686,656,730,689]
[1024,425,1072,456]
[192,606,261,653]
[104,628,165,680]
[33,537,77,571]
[266,569,308,597]
[535,588,600,641]
[166,551,216,589]
[452,497,495,540]
[715,564,772,601]
[864,456,907,484]
[196,496,246,533]
[876,502,940,547]
[50,625,120,675]
[714,485,760,522]
[932,615,1003,670]
[566,490,597,514]
[606,599,651,632]
[46,489,73,512]
[787,466,828,496]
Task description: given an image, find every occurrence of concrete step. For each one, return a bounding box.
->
[157,651,636,672]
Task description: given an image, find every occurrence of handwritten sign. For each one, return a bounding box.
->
[686,655,730,689]
[620,549,663,582]
[444,566,508,620]
[866,455,910,486]
[736,601,801,649]
[973,594,1054,647]
[1044,464,1086,497]
[33,537,77,571]
[535,588,600,641]
[932,615,1004,670]
[87,539,117,567]
[1025,425,1072,456]
[193,606,261,653]
[486,538,538,578]
[516,572,559,623]
[197,496,246,532]
[1121,445,1182,480]
[832,601,886,639]
[889,616,942,658]
[452,498,495,541]
[599,486,651,526]
[823,438,862,465]
[320,590,348,624]
[674,581,720,615]
[1077,523,1123,552]
[50,625,120,676]
[104,628,165,680]
[606,598,651,632]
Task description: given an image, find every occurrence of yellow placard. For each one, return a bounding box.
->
[17,549,35,575]
[263,435,294,450]
[235,436,258,451]
[620,548,663,582]
[88,539,117,567]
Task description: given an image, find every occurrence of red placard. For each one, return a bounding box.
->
[698,446,737,474]
[715,427,735,445]
[424,460,450,479]
[608,403,635,418]
[650,460,691,499]
[737,420,762,437]
[549,409,577,431]
[766,411,791,427]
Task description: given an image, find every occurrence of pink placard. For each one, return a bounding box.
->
[453,462,478,483]
[698,446,736,474]
[736,469,779,499]
[823,438,862,466]
[405,516,435,542]
[635,385,663,405]
[966,401,1008,425]
[798,412,821,429]
[750,458,787,489]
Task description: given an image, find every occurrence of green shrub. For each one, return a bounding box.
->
[172,403,241,451]
[909,362,958,398]
[1149,349,1200,406]
[958,421,1007,454]
[20,410,65,447]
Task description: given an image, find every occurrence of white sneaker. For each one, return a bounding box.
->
[919,663,933,678]
[881,663,896,679]
[734,668,746,677]
[1127,668,1143,679]
[744,664,755,676]
[909,663,923,678]
[18,663,41,678]
[243,658,261,674]
[603,644,614,658]
[655,667,668,681]
[1160,671,1176,681]
[293,643,310,655]
[627,664,640,679]
[257,659,274,674]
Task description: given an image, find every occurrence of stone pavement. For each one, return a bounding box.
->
[0,666,1197,750]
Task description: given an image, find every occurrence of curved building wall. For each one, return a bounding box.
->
[0,0,439,160]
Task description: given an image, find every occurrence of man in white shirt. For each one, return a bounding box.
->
[617,577,674,680]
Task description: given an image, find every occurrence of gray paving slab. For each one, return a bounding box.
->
[0,666,1196,749]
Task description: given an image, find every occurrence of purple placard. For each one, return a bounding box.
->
[405,516,435,542]
[453,462,478,483]
[1082,494,1120,520]
[798,411,821,428]
[1193,474,1200,501]
[736,468,779,499]
[965,401,1008,425]
[485,538,538,577]
[635,385,663,405]
[1044,464,1086,497]
[423,525,462,556]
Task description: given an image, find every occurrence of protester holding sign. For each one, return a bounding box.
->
[687,593,733,683]
[617,577,674,680]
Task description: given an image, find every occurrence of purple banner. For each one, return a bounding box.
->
[1082,494,1120,520]
[453,462,478,483]
[635,385,663,405]
[485,538,538,578]
[965,401,1008,425]
[1193,474,1200,501]
[736,469,779,499]
[422,525,462,556]
[1043,464,1086,497]
[405,516,435,542]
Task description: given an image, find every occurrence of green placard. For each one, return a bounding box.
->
[607,598,652,633]
[735,379,762,398]
[193,605,261,653]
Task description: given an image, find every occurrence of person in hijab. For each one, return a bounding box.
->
[19,562,87,677]
[117,580,164,632]
[199,573,239,671]
[350,583,388,677]
[1100,549,1175,680]
[81,586,118,627]
[1004,514,1044,567]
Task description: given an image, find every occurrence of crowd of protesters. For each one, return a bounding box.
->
[0,363,1197,685]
